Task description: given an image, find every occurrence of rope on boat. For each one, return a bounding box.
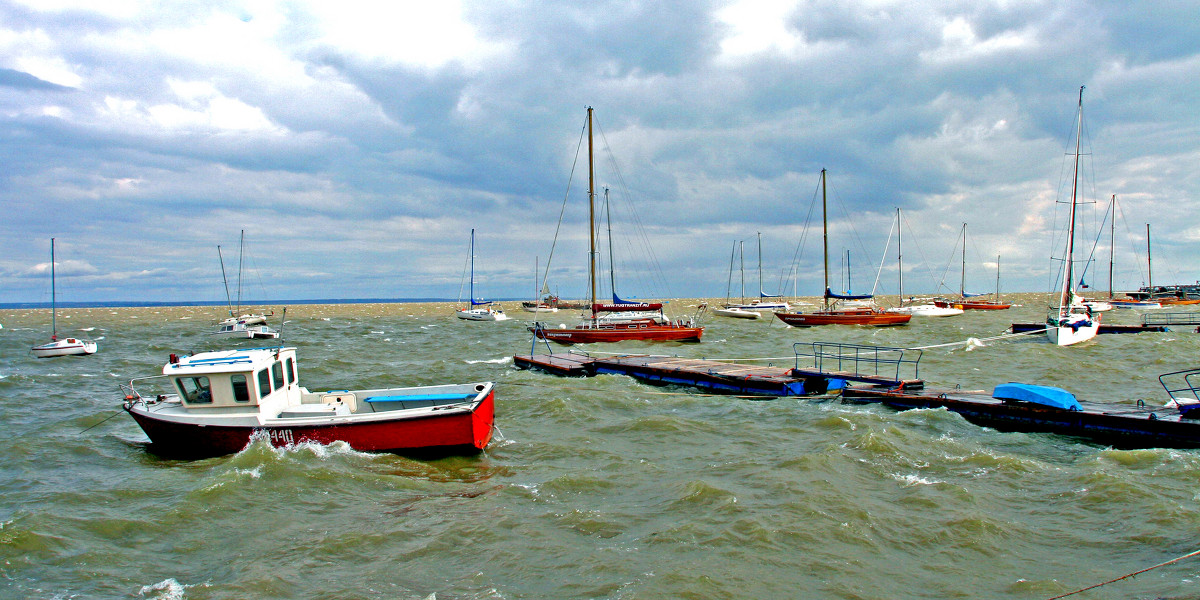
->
[1045,547,1200,599]
[906,327,1047,351]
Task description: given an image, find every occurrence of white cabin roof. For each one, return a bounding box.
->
[163,347,294,376]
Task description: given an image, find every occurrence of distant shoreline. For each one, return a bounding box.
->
[0,298,460,310]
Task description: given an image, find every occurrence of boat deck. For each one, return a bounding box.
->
[842,386,1200,449]
[514,351,922,397]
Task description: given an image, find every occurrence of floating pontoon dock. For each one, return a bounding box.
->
[514,342,924,397]
[842,367,1200,449]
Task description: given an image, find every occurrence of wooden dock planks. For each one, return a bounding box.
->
[513,352,916,397]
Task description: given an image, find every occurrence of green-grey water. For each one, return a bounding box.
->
[2,297,1199,599]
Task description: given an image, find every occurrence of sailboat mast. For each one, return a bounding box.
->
[739,240,746,303]
[959,223,967,298]
[757,232,763,298]
[217,245,234,317]
[821,169,830,311]
[724,242,735,303]
[469,228,476,304]
[587,107,597,314]
[995,255,1001,298]
[236,229,245,315]
[605,187,616,301]
[897,208,903,302]
[49,237,57,340]
[1146,223,1153,291]
[1059,86,1084,314]
[1108,196,1116,299]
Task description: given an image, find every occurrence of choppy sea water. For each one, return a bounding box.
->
[2,296,1199,600]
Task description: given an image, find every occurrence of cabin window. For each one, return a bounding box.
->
[271,361,284,391]
[231,374,250,403]
[176,376,212,404]
[257,369,271,397]
[285,357,296,385]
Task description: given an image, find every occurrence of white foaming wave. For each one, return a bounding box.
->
[138,578,208,599]
[234,466,263,479]
[893,473,941,486]
[466,357,511,365]
[79,327,96,331]
[370,330,385,335]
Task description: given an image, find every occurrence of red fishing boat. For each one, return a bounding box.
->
[773,169,911,327]
[121,347,495,458]
[530,107,704,344]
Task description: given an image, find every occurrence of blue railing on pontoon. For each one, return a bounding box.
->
[793,342,922,383]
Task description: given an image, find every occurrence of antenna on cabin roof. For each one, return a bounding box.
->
[275,307,287,354]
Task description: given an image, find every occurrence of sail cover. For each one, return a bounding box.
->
[993,383,1082,411]
[825,288,873,300]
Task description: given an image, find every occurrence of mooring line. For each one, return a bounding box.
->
[907,328,1046,350]
[80,410,125,434]
[1046,547,1200,599]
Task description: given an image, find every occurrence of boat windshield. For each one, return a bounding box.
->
[176,376,212,404]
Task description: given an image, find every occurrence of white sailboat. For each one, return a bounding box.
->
[31,238,98,358]
[522,257,559,313]
[212,230,278,339]
[1047,86,1100,346]
[723,232,789,312]
[887,208,963,317]
[456,229,509,321]
[714,240,762,319]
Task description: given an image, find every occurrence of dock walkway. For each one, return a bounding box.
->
[514,342,924,397]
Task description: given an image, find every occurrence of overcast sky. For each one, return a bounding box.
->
[2,0,1199,304]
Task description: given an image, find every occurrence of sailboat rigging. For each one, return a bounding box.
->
[933,224,1011,310]
[530,107,705,344]
[774,169,911,327]
[714,240,762,319]
[457,228,510,321]
[31,238,99,357]
[1046,86,1100,346]
[212,230,278,339]
[886,208,962,317]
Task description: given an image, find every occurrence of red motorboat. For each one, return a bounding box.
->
[121,347,495,458]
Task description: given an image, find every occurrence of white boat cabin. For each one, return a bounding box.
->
[164,347,316,413]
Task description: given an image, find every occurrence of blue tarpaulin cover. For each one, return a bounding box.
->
[993,383,1082,411]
